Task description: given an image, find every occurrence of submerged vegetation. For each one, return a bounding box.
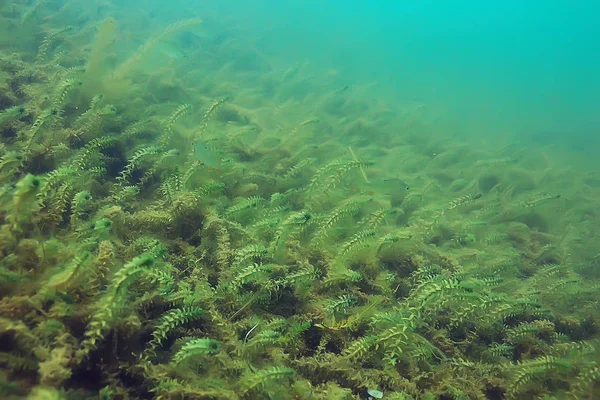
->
[0,1,599,399]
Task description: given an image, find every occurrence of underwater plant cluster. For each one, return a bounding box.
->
[0,1,599,399]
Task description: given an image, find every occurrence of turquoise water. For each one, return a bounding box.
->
[198,0,600,149]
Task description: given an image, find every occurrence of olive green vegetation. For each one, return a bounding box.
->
[1,2,600,400]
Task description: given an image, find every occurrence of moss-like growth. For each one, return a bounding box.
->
[0,3,598,399]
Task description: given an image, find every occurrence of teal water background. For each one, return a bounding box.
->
[183,0,599,154]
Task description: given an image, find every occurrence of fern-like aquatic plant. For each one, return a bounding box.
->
[238,366,295,395]
[77,253,154,362]
[146,306,204,356]
[172,338,220,364]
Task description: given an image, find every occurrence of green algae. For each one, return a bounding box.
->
[0,2,598,400]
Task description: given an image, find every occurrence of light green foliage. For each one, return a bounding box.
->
[117,145,162,184]
[27,108,57,151]
[306,158,373,194]
[35,252,92,300]
[225,196,265,217]
[570,365,600,398]
[37,26,73,63]
[233,244,268,267]
[311,200,361,244]
[0,151,25,182]
[93,218,112,240]
[281,157,316,180]
[71,136,117,171]
[338,228,376,257]
[173,338,220,364]
[111,18,204,83]
[229,263,274,293]
[326,294,356,314]
[369,308,422,366]
[0,4,598,399]
[239,366,295,395]
[0,105,27,128]
[70,190,92,224]
[161,103,191,147]
[269,210,312,258]
[6,173,43,230]
[323,267,362,287]
[53,78,82,109]
[73,97,116,139]
[343,335,379,360]
[506,356,572,398]
[77,254,154,361]
[147,306,204,353]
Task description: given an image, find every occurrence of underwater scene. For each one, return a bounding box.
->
[1,0,600,399]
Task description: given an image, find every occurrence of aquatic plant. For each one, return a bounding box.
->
[0,2,598,399]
